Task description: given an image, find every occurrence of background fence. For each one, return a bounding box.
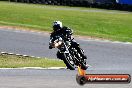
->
[2,0,132,11]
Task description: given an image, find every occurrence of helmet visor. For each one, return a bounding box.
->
[53,25,60,31]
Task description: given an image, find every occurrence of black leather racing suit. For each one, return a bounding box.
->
[49,26,87,60]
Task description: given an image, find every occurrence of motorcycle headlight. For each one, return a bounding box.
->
[54,41,62,47]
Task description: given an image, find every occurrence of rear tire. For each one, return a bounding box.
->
[81,62,88,70]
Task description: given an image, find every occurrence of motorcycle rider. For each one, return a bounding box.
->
[49,21,87,62]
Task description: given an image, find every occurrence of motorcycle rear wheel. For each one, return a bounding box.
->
[80,62,88,70]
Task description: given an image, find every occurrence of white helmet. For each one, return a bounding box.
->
[53,21,62,31]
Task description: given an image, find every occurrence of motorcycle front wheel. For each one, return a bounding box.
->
[62,53,76,70]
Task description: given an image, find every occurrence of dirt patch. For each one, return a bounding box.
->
[0,25,110,41]
[0,25,50,35]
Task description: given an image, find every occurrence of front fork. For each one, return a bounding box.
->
[57,42,71,59]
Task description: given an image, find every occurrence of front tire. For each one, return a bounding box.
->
[62,53,76,70]
[72,48,88,70]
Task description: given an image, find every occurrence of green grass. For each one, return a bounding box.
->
[0,54,65,68]
[0,1,132,42]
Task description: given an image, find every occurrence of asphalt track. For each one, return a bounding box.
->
[0,69,131,88]
[0,28,132,88]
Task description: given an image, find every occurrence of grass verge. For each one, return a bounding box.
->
[0,54,65,68]
[0,1,132,42]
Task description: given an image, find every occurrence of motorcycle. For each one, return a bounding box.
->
[49,34,87,70]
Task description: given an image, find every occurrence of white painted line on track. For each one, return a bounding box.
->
[36,57,41,58]
[0,52,8,54]
[23,55,29,57]
[8,53,15,55]
[0,67,66,70]
[77,38,132,45]
[31,56,35,58]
